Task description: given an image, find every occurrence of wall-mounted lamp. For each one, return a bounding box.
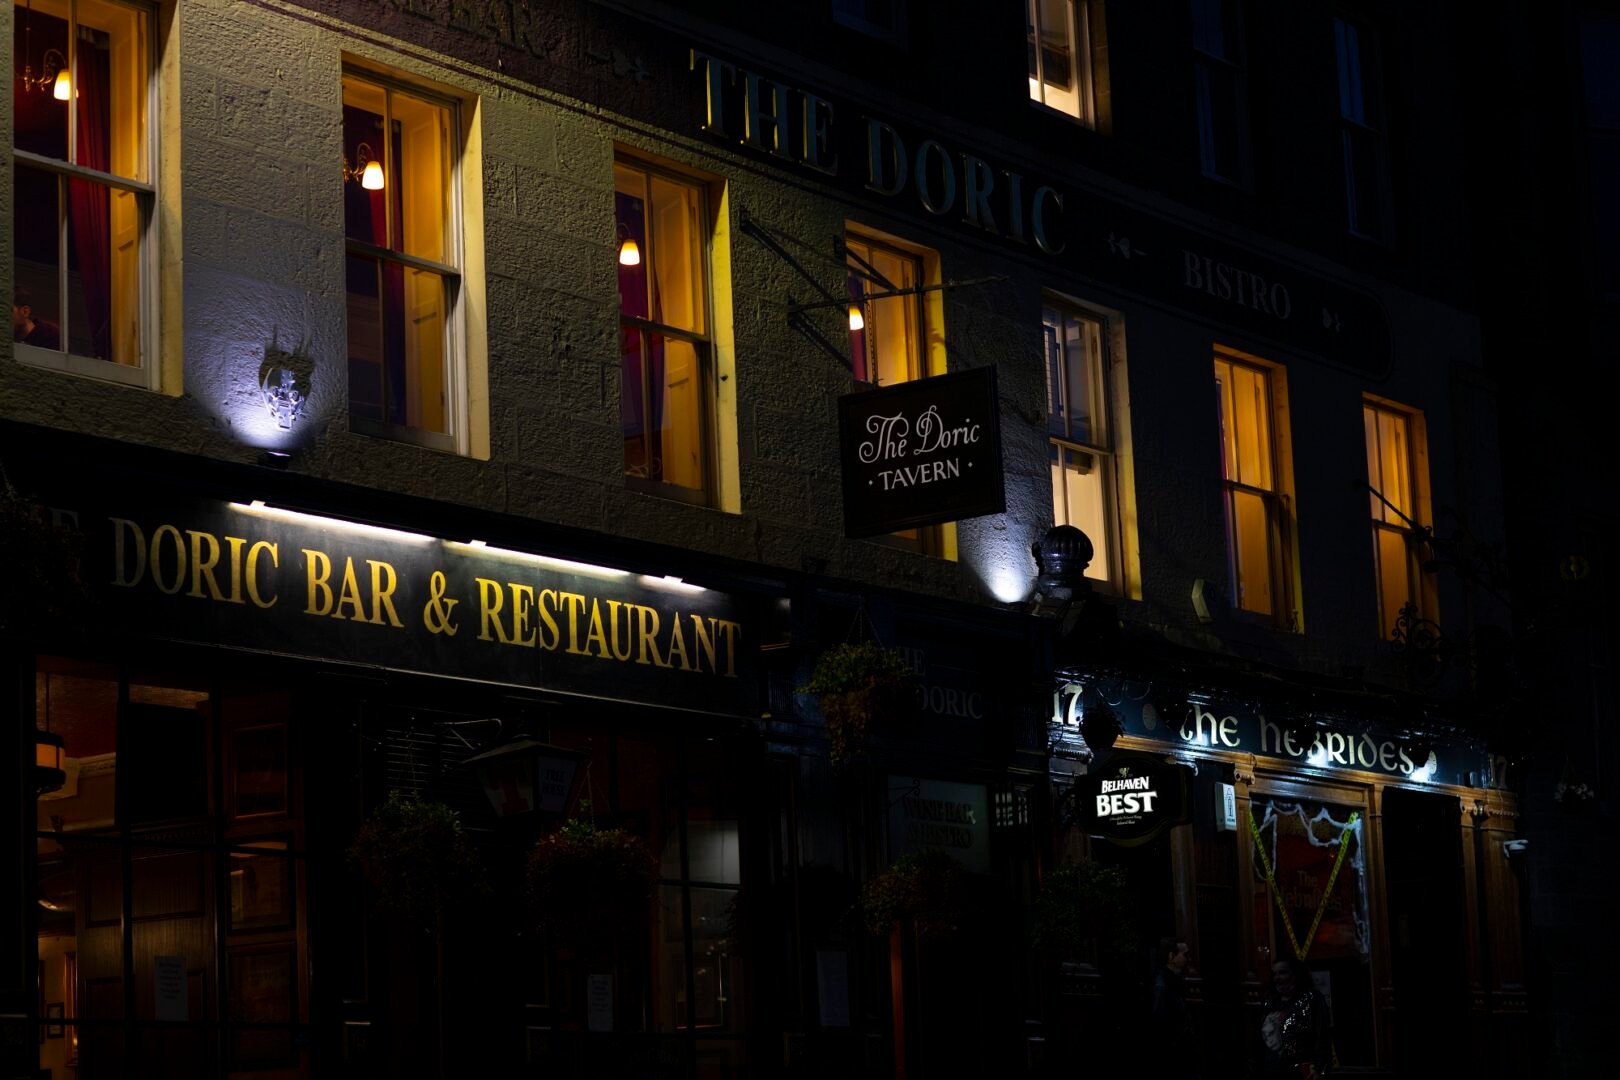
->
[342,143,385,190]
[464,736,589,819]
[616,224,641,267]
[35,728,66,795]
[18,0,70,100]
[847,303,865,331]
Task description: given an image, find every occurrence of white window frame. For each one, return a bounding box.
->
[1027,0,1097,127]
[13,0,159,390]
[342,65,468,455]
[1044,297,1121,591]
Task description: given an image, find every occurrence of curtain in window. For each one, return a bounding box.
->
[69,30,111,360]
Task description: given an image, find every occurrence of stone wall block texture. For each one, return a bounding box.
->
[481,97,560,173]
[183,134,309,223]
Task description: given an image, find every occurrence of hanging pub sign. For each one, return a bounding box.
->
[1076,751,1192,847]
[838,367,1004,538]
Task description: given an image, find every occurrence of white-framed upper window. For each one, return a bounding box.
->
[1334,16,1391,241]
[1214,349,1299,628]
[1044,299,1119,588]
[343,67,466,453]
[1192,0,1248,184]
[1028,0,1098,126]
[12,0,156,387]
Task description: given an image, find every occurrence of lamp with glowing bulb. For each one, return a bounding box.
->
[342,143,385,191]
[847,303,865,331]
[616,224,642,267]
[35,728,65,795]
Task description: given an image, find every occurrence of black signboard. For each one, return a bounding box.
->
[26,487,760,716]
[837,367,1004,538]
[1075,751,1192,847]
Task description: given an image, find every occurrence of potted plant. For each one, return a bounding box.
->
[799,641,918,768]
[526,803,658,950]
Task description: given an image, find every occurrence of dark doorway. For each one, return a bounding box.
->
[1381,787,1468,1075]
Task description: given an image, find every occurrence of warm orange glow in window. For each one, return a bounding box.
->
[1214,353,1290,620]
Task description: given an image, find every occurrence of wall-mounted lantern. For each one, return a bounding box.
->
[464,737,588,819]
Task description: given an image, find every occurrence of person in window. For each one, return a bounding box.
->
[1254,957,1332,1079]
[13,288,61,350]
[1149,937,1199,1078]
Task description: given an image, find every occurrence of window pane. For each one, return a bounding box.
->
[1344,126,1385,237]
[1377,409,1410,518]
[1196,60,1243,180]
[76,0,149,183]
[1228,362,1271,490]
[342,77,388,247]
[1191,0,1229,59]
[622,329,706,491]
[66,176,140,366]
[393,90,451,263]
[346,254,385,423]
[1374,525,1412,638]
[1064,313,1101,445]
[14,164,64,350]
[1334,18,1366,123]
[345,254,449,435]
[848,238,920,387]
[649,174,705,335]
[614,163,650,319]
[688,886,742,1030]
[1052,443,1111,584]
[1363,405,1382,518]
[687,820,740,884]
[1035,0,1075,93]
[1228,488,1273,615]
[13,0,71,161]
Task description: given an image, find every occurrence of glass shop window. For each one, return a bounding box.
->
[1044,299,1118,588]
[1248,795,1376,1068]
[12,0,154,385]
[33,656,306,1078]
[615,157,716,500]
[343,69,464,452]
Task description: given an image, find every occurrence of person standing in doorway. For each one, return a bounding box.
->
[1255,957,1332,1079]
[1150,937,1199,1079]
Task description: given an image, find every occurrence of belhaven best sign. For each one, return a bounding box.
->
[837,367,1005,538]
[1076,751,1193,847]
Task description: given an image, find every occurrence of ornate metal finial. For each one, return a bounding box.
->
[1390,601,1446,683]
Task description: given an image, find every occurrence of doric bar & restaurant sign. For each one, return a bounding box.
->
[1075,751,1192,847]
[837,367,1005,538]
[37,490,761,716]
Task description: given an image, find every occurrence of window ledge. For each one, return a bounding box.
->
[15,343,151,388]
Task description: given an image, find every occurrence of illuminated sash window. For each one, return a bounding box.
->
[343,69,464,452]
[1364,397,1433,638]
[1214,350,1298,627]
[1027,0,1102,127]
[12,0,154,386]
[1044,300,1118,588]
[615,158,715,500]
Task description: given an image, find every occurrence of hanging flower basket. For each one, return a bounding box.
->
[860,849,975,940]
[1029,861,1141,976]
[526,804,658,950]
[799,642,918,768]
[1554,780,1595,810]
[348,791,487,922]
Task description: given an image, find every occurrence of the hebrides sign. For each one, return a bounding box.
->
[838,367,1004,538]
[1076,751,1193,847]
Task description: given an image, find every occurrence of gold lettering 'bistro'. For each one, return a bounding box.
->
[90,500,755,714]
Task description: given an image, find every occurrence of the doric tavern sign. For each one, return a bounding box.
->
[837,367,1005,538]
[1076,751,1192,847]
